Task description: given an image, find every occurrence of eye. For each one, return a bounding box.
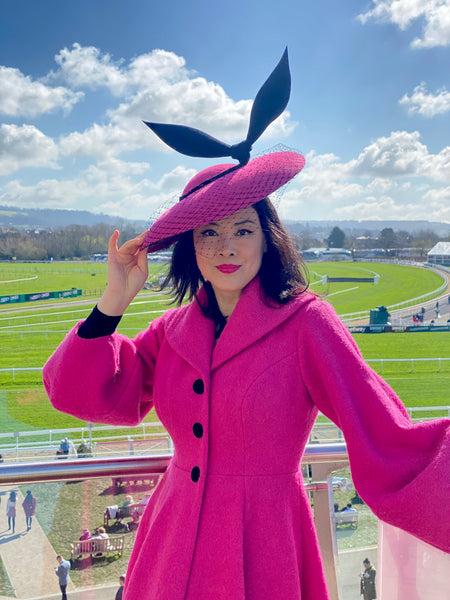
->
[236,228,253,236]
[199,229,218,237]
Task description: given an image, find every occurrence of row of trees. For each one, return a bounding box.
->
[0,223,142,261]
[294,225,445,256]
[0,223,447,261]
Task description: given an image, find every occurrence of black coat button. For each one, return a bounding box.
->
[193,379,204,394]
[191,466,200,482]
[193,423,203,438]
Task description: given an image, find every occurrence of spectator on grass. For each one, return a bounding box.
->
[43,51,450,599]
[342,503,356,512]
[140,493,152,505]
[122,495,134,507]
[6,491,17,533]
[22,490,36,530]
[56,438,70,458]
[55,555,70,600]
[79,528,92,541]
[92,526,109,539]
[115,574,126,600]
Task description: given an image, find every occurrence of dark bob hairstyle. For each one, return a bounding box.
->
[162,197,309,310]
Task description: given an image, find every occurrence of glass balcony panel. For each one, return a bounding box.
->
[1,448,448,599]
[1,473,162,600]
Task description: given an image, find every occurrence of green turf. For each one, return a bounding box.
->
[45,478,156,587]
[0,261,448,428]
[353,331,450,358]
[309,262,444,313]
[0,555,15,597]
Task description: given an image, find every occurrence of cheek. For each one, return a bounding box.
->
[194,250,210,279]
[193,234,218,260]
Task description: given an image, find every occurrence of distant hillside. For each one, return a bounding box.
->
[285,219,450,238]
[0,205,147,230]
[1,205,449,237]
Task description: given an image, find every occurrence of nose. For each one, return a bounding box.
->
[218,234,235,256]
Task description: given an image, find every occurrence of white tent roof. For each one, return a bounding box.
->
[428,242,450,256]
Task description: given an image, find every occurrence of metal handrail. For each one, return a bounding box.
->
[0,443,348,485]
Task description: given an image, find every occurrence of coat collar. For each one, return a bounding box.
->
[163,277,315,376]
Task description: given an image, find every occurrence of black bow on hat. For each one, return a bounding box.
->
[144,48,291,167]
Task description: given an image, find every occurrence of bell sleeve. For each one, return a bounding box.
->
[43,317,165,426]
[297,299,450,554]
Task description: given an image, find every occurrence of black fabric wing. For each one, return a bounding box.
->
[143,48,291,166]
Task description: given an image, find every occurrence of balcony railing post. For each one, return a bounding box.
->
[311,460,349,600]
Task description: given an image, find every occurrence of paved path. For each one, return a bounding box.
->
[0,486,74,599]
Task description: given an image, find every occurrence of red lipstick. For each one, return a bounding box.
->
[216,264,241,274]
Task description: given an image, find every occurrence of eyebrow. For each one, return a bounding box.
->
[205,218,258,227]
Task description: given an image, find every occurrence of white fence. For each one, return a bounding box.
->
[2,356,450,381]
[366,357,450,372]
[0,422,172,463]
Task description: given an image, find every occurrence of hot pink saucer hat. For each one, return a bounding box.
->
[141,49,305,253]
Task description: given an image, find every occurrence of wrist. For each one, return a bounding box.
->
[97,287,130,316]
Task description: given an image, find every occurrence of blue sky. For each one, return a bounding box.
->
[1,0,450,223]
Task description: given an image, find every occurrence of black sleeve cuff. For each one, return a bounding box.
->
[77,305,122,339]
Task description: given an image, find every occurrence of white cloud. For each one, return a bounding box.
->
[49,44,189,96]
[358,0,450,49]
[0,66,83,117]
[0,162,196,221]
[54,44,295,160]
[422,186,450,220]
[59,123,142,158]
[366,178,394,193]
[335,193,450,221]
[277,134,450,221]
[400,82,450,116]
[0,124,59,175]
[51,43,128,95]
[350,130,428,177]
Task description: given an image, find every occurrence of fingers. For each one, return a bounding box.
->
[108,230,120,255]
[117,231,148,256]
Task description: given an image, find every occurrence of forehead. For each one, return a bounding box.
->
[200,206,260,228]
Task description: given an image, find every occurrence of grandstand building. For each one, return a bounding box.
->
[427,242,450,266]
[301,247,352,261]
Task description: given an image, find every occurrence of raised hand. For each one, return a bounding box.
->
[97,230,149,316]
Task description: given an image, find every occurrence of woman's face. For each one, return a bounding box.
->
[193,206,266,311]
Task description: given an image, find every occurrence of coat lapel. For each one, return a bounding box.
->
[163,295,215,380]
[211,278,314,371]
[163,277,315,376]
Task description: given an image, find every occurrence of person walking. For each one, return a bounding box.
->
[360,558,376,599]
[115,575,125,600]
[55,555,70,600]
[22,490,37,530]
[6,491,16,533]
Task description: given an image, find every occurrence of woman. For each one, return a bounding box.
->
[22,490,36,530]
[79,528,91,541]
[43,52,449,599]
[6,491,16,534]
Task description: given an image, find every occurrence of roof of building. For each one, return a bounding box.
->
[427,242,450,256]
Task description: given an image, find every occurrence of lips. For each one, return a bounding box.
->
[216,264,241,274]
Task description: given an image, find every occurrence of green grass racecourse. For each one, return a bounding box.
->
[309,262,443,313]
[0,260,448,432]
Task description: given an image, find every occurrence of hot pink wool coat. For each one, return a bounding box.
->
[43,277,450,600]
